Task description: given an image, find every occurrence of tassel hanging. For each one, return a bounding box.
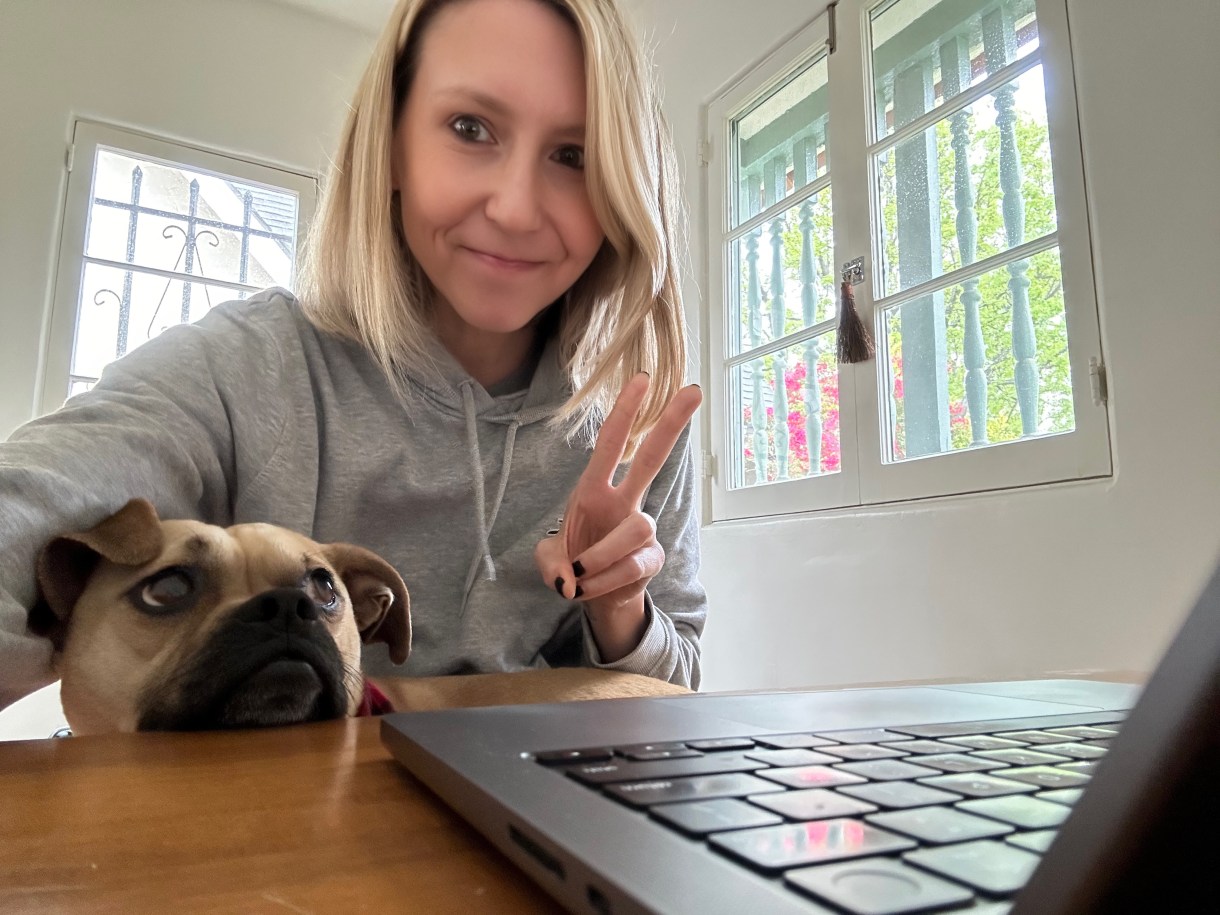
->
[835,279,875,364]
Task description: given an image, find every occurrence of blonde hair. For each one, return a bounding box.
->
[297,0,688,455]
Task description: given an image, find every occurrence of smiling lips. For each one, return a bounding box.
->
[462,246,546,272]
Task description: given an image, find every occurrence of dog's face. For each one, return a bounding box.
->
[28,499,410,735]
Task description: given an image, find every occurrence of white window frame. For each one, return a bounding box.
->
[39,120,318,416]
[703,0,1110,523]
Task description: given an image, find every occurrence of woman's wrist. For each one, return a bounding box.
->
[584,592,648,663]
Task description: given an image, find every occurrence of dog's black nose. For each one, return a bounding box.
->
[241,588,321,627]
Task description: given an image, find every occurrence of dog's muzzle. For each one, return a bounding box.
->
[137,588,351,731]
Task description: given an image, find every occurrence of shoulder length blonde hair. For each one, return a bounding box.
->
[297,0,689,456]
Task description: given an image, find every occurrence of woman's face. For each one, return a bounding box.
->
[393,0,604,351]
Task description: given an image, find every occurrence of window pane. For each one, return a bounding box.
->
[870,0,1039,137]
[880,248,1074,462]
[70,262,239,389]
[86,148,298,287]
[730,335,840,488]
[733,54,829,227]
[876,65,1056,297]
[731,190,836,355]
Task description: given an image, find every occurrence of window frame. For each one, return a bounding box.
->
[702,0,1110,523]
[39,120,318,416]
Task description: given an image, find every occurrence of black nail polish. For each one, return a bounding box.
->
[574,586,584,599]
[572,560,586,578]
[554,577,565,596]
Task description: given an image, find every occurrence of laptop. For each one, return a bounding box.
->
[381,563,1220,914]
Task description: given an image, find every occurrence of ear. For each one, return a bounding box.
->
[30,499,165,650]
[324,543,411,666]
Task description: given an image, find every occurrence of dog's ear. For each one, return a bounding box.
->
[30,499,165,649]
[324,544,411,665]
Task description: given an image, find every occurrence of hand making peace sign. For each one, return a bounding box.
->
[535,374,703,662]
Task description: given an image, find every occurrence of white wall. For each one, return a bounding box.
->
[0,0,374,737]
[623,0,1220,691]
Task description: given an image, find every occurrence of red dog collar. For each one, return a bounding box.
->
[356,681,395,717]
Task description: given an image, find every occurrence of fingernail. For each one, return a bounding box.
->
[572,560,586,578]
[574,586,584,599]
[554,577,565,596]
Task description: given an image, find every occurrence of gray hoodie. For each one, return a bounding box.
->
[0,288,705,710]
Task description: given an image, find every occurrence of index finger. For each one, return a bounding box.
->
[620,384,702,505]
[583,373,650,486]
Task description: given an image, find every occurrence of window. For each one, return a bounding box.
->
[40,121,317,413]
[705,0,1109,521]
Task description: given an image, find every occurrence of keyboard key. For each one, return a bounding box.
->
[974,748,1072,766]
[838,781,964,809]
[710,819,915,872]
[917,774,1038,798]
[878,739,962,755]
[745,748,839,767]
[755,733,839,749]
[624,748,703,761]
[997,766,1091,789]
[819,744,909,761]
[942,735,1028,751]
[1005,829,1058,853]
[1040,742,1107,760]
[649,798,782,836]
[604,772,782,808]
[616,741,695,757]
[993,730,1079,744]
[1054,760,1099,777]
[957,796,1071,829]
[867,807,1013,844]
[833,760,942,781]
[756,765,868,790]
[686,737,755,752]
[749,788,878,821]
[786,857,975,915]
[904,839,1040,894]
[914,754,1008,773]
[814,729,915,744]
[534,747,613,765]
[1045,726,1116,740]
[1036,788,1084,806]
[566,752,765,785]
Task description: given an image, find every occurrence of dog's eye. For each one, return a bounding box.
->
[133,568,195,612]
[306,569,340,611]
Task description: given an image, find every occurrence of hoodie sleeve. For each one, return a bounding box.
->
[580,422,706,689]
[0,298,287,711]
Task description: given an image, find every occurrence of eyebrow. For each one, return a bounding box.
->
[435,86,586,141]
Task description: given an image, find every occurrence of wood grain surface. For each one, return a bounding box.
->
[0,716,562,914]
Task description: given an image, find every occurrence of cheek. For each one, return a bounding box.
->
[561,192,606,265]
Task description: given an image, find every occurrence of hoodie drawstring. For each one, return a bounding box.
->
[459,382,523,603]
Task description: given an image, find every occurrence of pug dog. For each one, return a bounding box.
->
[28,499,687,736]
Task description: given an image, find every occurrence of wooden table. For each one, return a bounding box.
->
[0,717,562,914]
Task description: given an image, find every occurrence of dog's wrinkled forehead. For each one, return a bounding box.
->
[146,521,337,595]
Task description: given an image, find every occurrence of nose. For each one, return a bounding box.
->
[234,588,323,637]
[484,154,544,234]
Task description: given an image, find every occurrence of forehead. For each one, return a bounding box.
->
[157,521,322,570]
[413,0,586,117]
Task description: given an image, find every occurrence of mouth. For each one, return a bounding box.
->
[461,246,546,272]
[215,658,328,729]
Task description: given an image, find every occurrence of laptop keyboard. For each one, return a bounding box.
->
[534,715,1121,914]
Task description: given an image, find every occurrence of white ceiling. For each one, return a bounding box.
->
[264,0,395,32]
[265,0,649,35]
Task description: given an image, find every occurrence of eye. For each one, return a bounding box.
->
[305,568,340,612]
[450,115,491,144]
[131,568,196,614]
[553,145,585,170]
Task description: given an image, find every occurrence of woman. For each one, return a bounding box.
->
[0,0,705,712]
